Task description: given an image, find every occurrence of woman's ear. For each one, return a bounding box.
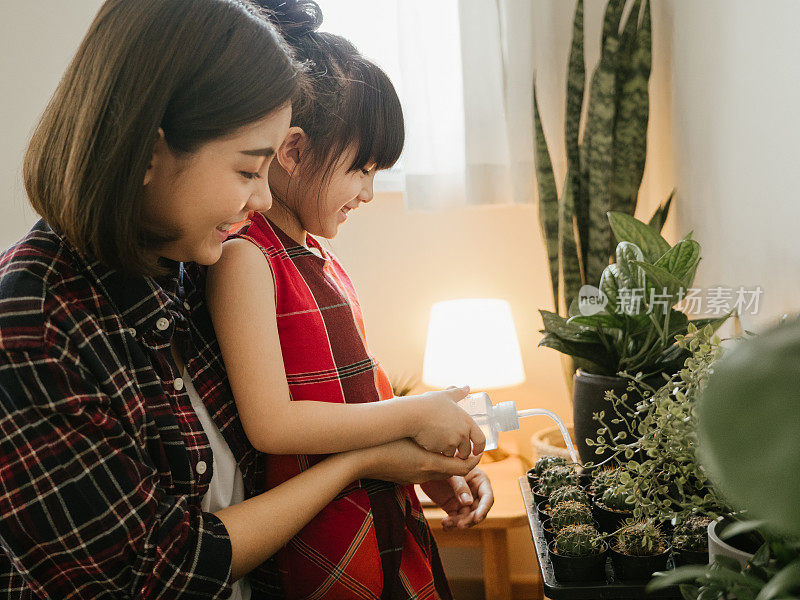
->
[276,126,308,174]
[144,128,169,186]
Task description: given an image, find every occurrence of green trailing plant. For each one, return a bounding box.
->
[539,465,580,496]
[534,455,568,476]
[586,323,732,525]
[672,515,712,553]
[600,484,633,513]
[554,524,606,557]
[550,485,590,508]
[534,0,671,318]
[551,501,595,531]
[539,212,730,377]
[615,520,667,556]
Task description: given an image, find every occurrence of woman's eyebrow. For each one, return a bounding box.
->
[240,147,275,157]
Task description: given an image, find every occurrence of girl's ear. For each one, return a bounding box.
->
[144,128,168,186]
[276,126,309,174]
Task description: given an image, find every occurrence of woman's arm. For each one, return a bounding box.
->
[216,439,481,580]
[206,239,484,458]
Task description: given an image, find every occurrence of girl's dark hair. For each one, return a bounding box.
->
[256,0,404,196]
[24,0,302,276]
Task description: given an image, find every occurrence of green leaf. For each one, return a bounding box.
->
[599,263,621,313]
[616,241,645,292]
[565,0,584,185]
[538,333,618,375]
[560,170,584,314]
[648,190,675,233]
[608,211,670,262]
[533,83,559,312]
[540,309,598,343]
[689,313,732,333]
[647,566,712,591]
[655,239,701,287]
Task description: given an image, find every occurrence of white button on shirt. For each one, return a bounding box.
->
[156,317,170,331]
[195,460,207,475]
[173,378,184,391]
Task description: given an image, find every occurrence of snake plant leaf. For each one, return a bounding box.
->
[565,0,584,179]
[648,190,674,233]
[654,239,701,287]
[612,0,651,218]
[608,211,670,262]
[584,28,620,285]
[560,170,584,311]
[616,241,645,291]
[533,83,560,311]
[599,263,621,314]
[601,0,626,47]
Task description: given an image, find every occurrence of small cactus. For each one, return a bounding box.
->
[539,465,579,496]
[550,485,590,508]
[672,515,712,552]
[590,467,620,497]
[615,520,667,556]
[534,455,568,476]
[599,484,633,513]
[551,501,594,530]
[553,525,605,557]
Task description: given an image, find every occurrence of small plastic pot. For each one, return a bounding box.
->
[548,542,609,583]
[526,469,539,493]
[610,547,671,582]
[592,501,633,534]
[533,488,548,507]
[672,547,709,567]
[537,500,552,522]
[541,518,557,546]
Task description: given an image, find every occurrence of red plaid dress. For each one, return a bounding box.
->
[230,212,452,600]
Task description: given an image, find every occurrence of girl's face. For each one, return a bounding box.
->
[298,145,377,239]
[142,104,292,265]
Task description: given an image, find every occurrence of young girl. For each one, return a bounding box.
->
[206,1,493,598]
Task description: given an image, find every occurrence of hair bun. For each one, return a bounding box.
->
[255,0,323,39]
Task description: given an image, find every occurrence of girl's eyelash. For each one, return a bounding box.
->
[240,171,261,180]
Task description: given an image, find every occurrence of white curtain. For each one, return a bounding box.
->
[397,0,536,210]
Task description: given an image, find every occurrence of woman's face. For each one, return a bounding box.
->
[298,146,377,239]
[142,104,292,265]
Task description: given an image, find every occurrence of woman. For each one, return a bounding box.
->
[0,1,488,598]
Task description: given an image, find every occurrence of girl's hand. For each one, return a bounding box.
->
[406,387,486,459]
[420,469,494,530]
[353,439,482,485]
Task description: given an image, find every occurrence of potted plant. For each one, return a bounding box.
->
[593,484,634,533]
[610,520,670,581]
[671,515,712,566]
[551,501,595,531]
[550,485,590,508]
[526,455,568,494]
[586,323,732,531]
[549,524,608,583]
[540,212,729,464]
[587,466,621,501]
[535,464,580,504]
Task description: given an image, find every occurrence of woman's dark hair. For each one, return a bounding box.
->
[256,0,404,197]
[24,0,302,276]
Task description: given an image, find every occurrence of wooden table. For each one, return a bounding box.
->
[422,456,543,600]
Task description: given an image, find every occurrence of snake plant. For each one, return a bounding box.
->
[538,212,729,377]
[535,0,672,317]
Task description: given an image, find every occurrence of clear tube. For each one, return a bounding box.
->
[516,408,579,464]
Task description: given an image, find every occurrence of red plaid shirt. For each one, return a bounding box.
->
[0,220,276,598]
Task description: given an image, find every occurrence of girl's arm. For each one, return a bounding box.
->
[206,238,484,457]
[216,438,482,580]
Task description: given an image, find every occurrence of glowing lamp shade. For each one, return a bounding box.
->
[422,299,526,390]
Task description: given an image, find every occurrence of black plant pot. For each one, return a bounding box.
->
[542,518,557,546]
[573,370,666,465]
[537,500,552,522]
[549,542,609,583]
[672,548,708,567]
[526,469,539,493]
[533,488,548,507]
[592,501,633,534]
[610,547,671,581]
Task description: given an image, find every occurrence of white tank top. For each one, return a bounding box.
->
[183,368,252,600]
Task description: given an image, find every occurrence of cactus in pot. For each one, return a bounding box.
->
[540,465,580,497]
[534,455,568,476]
[552,501,595,531]
[599,484,633,513]
[590,467,621,497]
[672,515,712,553]
[551,485,590,508]
[615,520,667,556]
[554,524,606,557]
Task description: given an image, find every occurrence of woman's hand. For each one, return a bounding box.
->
[404,387,486,459]
[353,438,482,485]
[420,469,494,530]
